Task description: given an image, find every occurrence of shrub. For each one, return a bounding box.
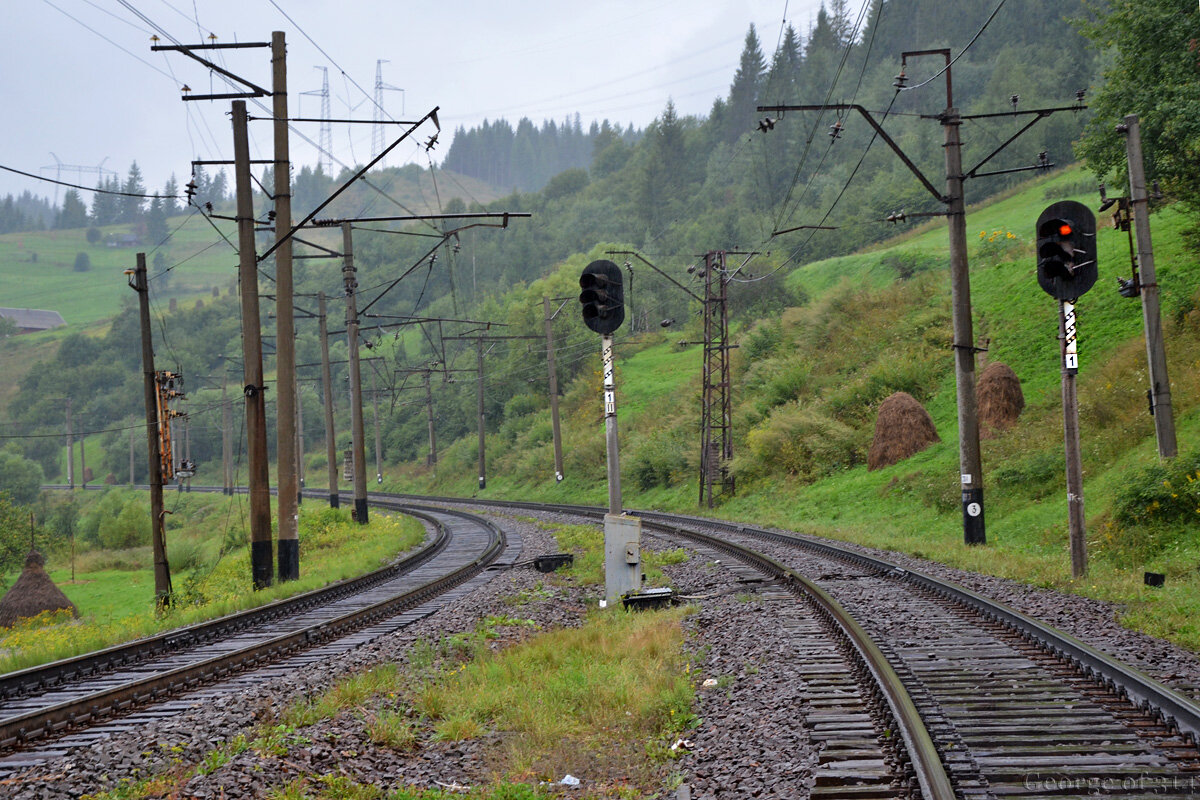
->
[73,252,91,272]
[86,226,101,244]
[628,430,691,490]
[97,500,150,549]
[740,402,861,482]
[1111,450,1200,528]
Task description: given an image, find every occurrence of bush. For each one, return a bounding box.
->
[86,227,101,244]
[1111,450,1200,528]
[73,252,91,272]
[628,430,692,490]
[739,402,861,482]
[98,500,150,549]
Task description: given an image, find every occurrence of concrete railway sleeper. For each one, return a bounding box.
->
[0,501,508,766]
[401,495,1200,799]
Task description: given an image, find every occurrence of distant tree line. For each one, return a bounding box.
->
[441,116,640,192]
[0,162,230,237]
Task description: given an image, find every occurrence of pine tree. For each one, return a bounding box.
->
[57,189,89,229]
[118,162,146,223]
[725,25,768,143]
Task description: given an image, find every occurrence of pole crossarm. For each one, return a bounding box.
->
[962,105,1085,180]
[607,250,703,303]
[151,42,271,100]
[758,103,946,203]
[258,106,442,264]
[312,212,530,228]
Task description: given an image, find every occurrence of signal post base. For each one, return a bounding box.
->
[604,514,642,604]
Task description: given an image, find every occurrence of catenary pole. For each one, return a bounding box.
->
[272,31,300,581]
[1122,114,1177,459]
[544,296,564,482]
[232,100,274,588]
[318,291,340,508]
[944,101,986,544]
[130,254,172,607]
[342,222,369,523]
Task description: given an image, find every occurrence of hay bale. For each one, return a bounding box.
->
[977,361,1024,437]
[868,392,940,470]
[0,550,78,628]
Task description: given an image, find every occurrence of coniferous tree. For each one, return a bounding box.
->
[725,25,767,143]
[57,189,89,229]
[118,162,146,223]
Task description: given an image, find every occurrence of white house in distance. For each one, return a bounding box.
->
[0,308,66,334]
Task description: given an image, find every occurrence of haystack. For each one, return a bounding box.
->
[868,392,939,470]
[0,551,78,628]
[976,361,1024,437]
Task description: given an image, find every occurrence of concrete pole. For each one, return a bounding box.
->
[602,334,622,515]
[296,382,305,501]
[477,337,486,490]
[600,333,640,603]
[222,381,232,496]
[272,31,300,581]
[424,370,437,470]
[371,367,383,484]
[66,398,74,489]
[232,100,274,588]
[318,291,340,508]
[129,422,135,485]
[1060,301,1087,578]
[943,105,986,545]
[79,435,87,489]
[1122,114,1177,459]
[342,222,369,523]
[132,254,172,607]
[544,296,564,482]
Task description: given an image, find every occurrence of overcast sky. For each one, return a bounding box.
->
[1,0,829,202]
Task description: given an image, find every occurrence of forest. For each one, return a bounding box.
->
[3,0,1198,546]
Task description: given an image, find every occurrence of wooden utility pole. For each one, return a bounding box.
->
[543,296,564,482]
[233,100,274,588]
[272,31,300,581]
[1121,114,1177,459]
[1060,301,1087,578]
[318,291,340,508]
[129,255,172,607]
[342,222,369,523]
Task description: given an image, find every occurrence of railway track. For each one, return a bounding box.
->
[403,494,1200,798]
[0,500,516,777]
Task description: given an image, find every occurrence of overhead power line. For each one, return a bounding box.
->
[0,163,182,198]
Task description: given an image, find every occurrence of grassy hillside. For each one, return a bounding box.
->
[388,166,1200,649]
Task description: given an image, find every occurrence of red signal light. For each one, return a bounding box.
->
[1058,223,1073,236]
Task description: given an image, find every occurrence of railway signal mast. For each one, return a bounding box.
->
[1035,201,1098,578]
[578,259,641,603]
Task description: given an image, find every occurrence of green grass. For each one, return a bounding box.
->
[0,503,427,673]
[387,165,1200,654]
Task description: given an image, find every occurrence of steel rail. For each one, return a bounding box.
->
[0,502,504,749]
[390,494,951,800]
[0,498,448,698]
[393,493,1200,767]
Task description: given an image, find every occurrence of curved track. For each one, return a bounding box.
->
[0,500,516,776]
[401,494,1200,798]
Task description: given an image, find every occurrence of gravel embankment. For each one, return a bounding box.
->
[6,508,1200,799]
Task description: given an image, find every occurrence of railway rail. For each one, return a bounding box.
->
[8,488,1200,797]
[0,499,512,775]
[399,494,1200,797]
